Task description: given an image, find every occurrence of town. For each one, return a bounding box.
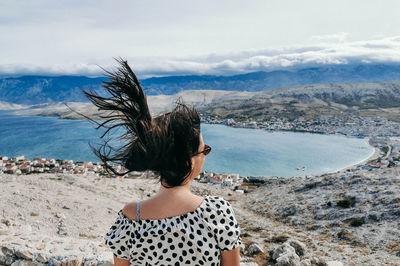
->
[201,114,400,137]
[2,113,400,195]
[0,155,256,192]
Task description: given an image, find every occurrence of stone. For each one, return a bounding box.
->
[35,244,45,251]
[326,261,344,266]
[97,260,113,266]
[83,258,98,266]
[239,243,246,255]
[1,247,14,257]
[11,261,42,266]
[247,243,263,256]
[1,219,11,226]
[6,256,16,266]
[55,213,66,219]
[60,255,84,266]
[300,259,311,266]
[63,245,75,251]
[287,240,306,257]
[48,258,61,266]
[0,248,6,265]
[240,263,259,266]
[49,247,58,254]
[0,224,9,235]
[276,252,301,266]
[272,243,296,260]
[15,250,33,260]
[35,253,48,263]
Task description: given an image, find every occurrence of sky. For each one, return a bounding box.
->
[1,0,400,77]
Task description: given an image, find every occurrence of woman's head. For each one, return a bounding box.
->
[82,59,204,187]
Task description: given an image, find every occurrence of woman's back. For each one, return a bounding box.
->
[104,196,241,265]
[123,192,205,221]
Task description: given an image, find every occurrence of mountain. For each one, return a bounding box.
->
[1,64,400,105]
[141,64,400,94]
[10,81,400,122]
[0,75,107,105]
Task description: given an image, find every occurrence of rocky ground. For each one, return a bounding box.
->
[1,165,400,265]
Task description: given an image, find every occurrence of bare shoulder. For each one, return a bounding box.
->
[122,201,138,220]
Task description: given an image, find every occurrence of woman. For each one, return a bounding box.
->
[83,59,241,265]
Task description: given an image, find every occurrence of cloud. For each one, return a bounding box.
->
[309,32,350,43]
[1,36,400,78]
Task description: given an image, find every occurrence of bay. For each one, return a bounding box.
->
[0,111,374,177]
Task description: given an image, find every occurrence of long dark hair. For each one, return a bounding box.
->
[82,59,200,187]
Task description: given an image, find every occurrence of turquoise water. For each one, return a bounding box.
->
[0,111,373,177]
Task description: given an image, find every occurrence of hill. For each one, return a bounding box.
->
[9,81,400,123]
[1,64,400,105]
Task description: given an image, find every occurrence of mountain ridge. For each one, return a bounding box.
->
[1,64,400,105]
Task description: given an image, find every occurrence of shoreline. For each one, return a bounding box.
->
[0,112,396,179]
[330,138,380,174]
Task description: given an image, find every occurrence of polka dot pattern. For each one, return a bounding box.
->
[104,196,241,265]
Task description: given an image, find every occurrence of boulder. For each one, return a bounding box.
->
[247,243,263,256]
[287,240,306,257]
[35,253,48,263]
[15,250,33,260]
[272,243,296,260]
[300,259,311,266]
[276,252,301,266]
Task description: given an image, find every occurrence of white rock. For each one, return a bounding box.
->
[15,249,34,260]
[6,256,16,266]
[61,254,84,266]
[83,257,98,266]
[326,261,344,266]
[300,259,311,266]
[287,239,306,257]
[276,252,301,266]
[97,260,113,266]
[240,263,259,266]
[247,243,263,256]
[0,224,9,235]
[1,246,14,257]
[35,253,48,263]
[11,261,39,266]
[55,213,66,219]
[48,257,61,266]
[272,243,296,260]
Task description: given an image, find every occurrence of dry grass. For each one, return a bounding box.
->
[386,240,400,249]
[79,233,97,239]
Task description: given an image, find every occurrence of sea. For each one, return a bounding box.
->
[0,111,374,177]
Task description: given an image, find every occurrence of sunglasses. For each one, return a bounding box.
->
[194,144,212,156]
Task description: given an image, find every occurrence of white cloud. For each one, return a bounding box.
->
[309,32,350,43]
[1,36,400,78]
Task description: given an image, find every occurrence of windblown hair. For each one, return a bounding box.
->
[82,59,200,187]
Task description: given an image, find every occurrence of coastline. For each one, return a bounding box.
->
[0,111,398,179]
[331,138,380,174]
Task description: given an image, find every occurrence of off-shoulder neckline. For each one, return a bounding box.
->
[118,195,211,223]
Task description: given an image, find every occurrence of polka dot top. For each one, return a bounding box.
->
[104,196,241,265]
